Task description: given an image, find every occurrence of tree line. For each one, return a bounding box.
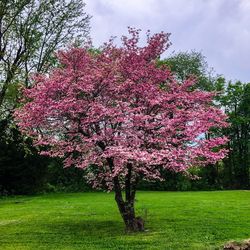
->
[0,1,249,195]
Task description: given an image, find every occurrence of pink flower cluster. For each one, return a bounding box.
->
[15,28,228,190]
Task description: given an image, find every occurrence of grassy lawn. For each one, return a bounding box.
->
[0,191,249,250]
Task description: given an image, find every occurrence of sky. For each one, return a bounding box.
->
[85,0,250,82]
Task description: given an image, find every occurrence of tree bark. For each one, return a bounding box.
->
[114,181,144,232]
[108,159,144,232]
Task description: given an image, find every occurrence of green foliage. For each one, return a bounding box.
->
[159,51,220,91]
[0,191,249,249]
[0,0,90,110]
[138,167,225,192]
[221,82,250,188]
[46,159,91,192]
[0,119,49,194]
[0,117,92,194]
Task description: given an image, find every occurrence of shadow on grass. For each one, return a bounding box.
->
[19,219,150,249]
[45,219,125,237]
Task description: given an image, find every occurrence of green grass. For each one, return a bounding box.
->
[0,191,249,250]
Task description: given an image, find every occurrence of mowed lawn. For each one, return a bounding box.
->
[0,191,249,250]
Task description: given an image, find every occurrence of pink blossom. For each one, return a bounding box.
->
[15,28,228,191]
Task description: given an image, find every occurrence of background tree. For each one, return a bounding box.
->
[221,82,250,188]
[0,0,90,194]
[0,0,90,111]
[159,51,225,92]
[0,118,49,194]
[15,29,228,231]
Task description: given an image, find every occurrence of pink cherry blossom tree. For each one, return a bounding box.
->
[15,28,228,232]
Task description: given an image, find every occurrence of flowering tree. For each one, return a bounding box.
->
[15,28,228,231]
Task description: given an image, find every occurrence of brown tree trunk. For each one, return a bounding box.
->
[114,188,144,232]
[112,162,144,232]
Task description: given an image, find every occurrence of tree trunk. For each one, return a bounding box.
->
[107,158,144,232]
[115,191,144,232]
[113,172,144,231]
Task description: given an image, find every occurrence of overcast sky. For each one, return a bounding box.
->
[85,0,250,82]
